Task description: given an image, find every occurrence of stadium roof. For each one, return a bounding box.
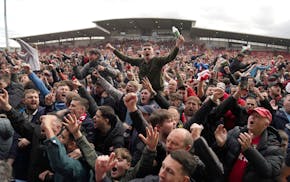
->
[93,18,194,33]
[190,27,290,47]
[13,27,110,43]
[14,18,290,48]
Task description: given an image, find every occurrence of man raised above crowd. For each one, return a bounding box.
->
[106,35,185,92]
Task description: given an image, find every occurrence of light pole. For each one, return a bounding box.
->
[4,0,9,49]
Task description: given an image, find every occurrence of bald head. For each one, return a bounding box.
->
[166,128,193,153]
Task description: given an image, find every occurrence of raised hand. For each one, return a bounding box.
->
[238,132,253,152]
[141,77,156,96]
[123,93,138,112]
[105,43,115,51]
[44,90,56,106]
[190,123,204,142]
[63,113,82,139]
[95,152,117,182]
[0,89,12,111]
[214,124,227,147]
[40,115,59,138]
[138,126,159,151]
[224,66,231,74]
[72,78,82,90]
[212,87,225,102]
[21,63,32,74]
[97,65,105,72]
[176,35,185,48]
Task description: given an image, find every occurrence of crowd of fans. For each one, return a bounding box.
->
[0,34,290,182]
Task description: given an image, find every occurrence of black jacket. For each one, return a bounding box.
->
[214,126,284,181]
[5,108,51,182]
[94,120,125,155]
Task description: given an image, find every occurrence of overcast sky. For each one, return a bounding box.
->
[1,0,290,47]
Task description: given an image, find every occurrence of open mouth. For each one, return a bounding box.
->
[112,167,117,172]
[250,121,254,125]
[145,53,150,57]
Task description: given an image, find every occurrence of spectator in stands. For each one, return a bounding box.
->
[0,72,24,109]
[130,150,198,182]
[214,107,284,181]
[268,74,284,109]
[106,35,185,91]
[41,114,91,181]
[181,96,201,124]
[0,89,55,181]
[14,89,47,181]
[68,96,95,143]
[229,53,252,77]
[93,106,125,155]
[63,114,158,182]
[73,48,118,84]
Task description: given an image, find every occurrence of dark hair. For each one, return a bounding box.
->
[149,109,171,127]
[97,106,118,125]
[170,150,198,176]
[71,96,89,111]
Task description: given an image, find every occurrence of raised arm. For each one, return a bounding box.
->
[15,39,36,55]
[106,43,141,66]
[124,93,148,137]
[72,78,98,117]
[23,63,50,96]
[92,71,123,101]
[63,114,98,169]
[0,89,36,141]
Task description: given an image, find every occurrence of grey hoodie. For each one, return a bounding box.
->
[0,117,14,159]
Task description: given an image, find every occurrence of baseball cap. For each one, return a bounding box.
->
[248,107,272,122]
